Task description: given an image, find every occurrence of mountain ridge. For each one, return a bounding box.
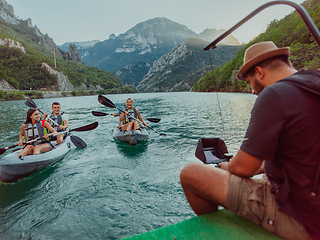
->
[76,17,239,86]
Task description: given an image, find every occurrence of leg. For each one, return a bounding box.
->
[33,143,50,155]
[122,123,129,131]
[132,121,139,130]
[180,162,230,215]
[17,145,35,156]
[126,122,134,131]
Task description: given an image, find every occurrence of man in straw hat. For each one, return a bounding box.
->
[180,41,320,239]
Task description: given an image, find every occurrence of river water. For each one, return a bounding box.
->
[0,92,256,239]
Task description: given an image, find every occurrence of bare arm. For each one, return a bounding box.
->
[136,109,147,126]
[119,112,125,122]
[220,149,263,178]
[59,119,68,130]
[44,121,63,143]
[18,124,25,145]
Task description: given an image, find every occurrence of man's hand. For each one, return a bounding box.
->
[43,112,48,120]
[58,125,64,130]
[43,134,49,139]
[56,135,63,144]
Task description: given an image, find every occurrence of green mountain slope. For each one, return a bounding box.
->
[193,0,320,92]
[0,5,122,91]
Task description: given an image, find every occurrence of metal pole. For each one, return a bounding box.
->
[204,1,320,50]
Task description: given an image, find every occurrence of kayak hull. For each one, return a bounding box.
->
[0,136,72,183]
[113,127,148,146]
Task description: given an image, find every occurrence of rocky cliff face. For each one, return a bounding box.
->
[0,0,19,25]
[0,38,26,53]
[68,44,82,63]
[136,43,189,92]
[0,0,61,55]
[0,79,15,90]
[136,38,243,92]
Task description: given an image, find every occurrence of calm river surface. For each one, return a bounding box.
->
[0,92,256,239]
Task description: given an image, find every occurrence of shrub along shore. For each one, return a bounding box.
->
[0,86,137,101]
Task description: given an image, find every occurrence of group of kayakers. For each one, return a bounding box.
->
[17,98,147,156]
[17,102,68,157]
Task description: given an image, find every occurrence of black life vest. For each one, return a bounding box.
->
[123,107,137,124]
[48,112,64,131]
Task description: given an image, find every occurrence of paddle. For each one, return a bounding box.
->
[92,110,161,123]
[92,111,109,117]
[0,121,98,155]
[98,95,166,136]
[25,98,89,147]
[25,98,59,128]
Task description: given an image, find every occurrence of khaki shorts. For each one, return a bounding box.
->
[227,175,311,240]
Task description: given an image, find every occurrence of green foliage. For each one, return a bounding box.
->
[0,46,57,90]
[24,90,44,99]
[194,0,320,92]
[3,91,24,100]
[0,18,122,91]
[0,90,4,98]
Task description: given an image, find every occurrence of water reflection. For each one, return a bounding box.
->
[116,140,148,158]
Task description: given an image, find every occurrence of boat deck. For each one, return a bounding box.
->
[123,209,282,240]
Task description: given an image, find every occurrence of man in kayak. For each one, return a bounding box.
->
[180,41,320,240]
[43,102,68,139]
[18,108,63,156]
[119,98,148,131]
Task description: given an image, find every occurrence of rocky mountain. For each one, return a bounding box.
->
[77,17,239,86]
[59,40,100,52]
[0,0,122,92]
[136,38,243,92]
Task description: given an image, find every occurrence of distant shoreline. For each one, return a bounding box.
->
[0,87,138,101]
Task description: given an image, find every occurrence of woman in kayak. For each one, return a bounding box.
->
[119,98,148,131]
[17,108,63,156]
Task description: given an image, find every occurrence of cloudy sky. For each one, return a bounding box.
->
[6,0,304,45]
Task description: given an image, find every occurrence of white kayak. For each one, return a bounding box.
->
[0,136,72,183]
[113,127,149,146]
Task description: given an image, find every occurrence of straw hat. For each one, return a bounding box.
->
[237,41,290,80]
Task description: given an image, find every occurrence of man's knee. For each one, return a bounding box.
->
[180,163,202,182]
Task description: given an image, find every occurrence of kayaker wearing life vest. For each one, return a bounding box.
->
[17,108,63,156]
[43,102,68,139]
[119,98,147,131]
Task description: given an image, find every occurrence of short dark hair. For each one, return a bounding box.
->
[52,102,60,106]
[245,55,291,79]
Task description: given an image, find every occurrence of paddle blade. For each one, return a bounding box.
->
[0,148,6,155]
[98,95,116,108]
[70,122,99,132]
[25,98,38,109]
[146,118,161,123]
[92,111,108,117]
[70,135,87,148]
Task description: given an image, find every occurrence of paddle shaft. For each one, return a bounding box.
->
[0,122,97,154]
[25,98,60,127]
[116,106,166,136]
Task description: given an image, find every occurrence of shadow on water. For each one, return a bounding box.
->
[0,165,57,209]
[115,140,148,158]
